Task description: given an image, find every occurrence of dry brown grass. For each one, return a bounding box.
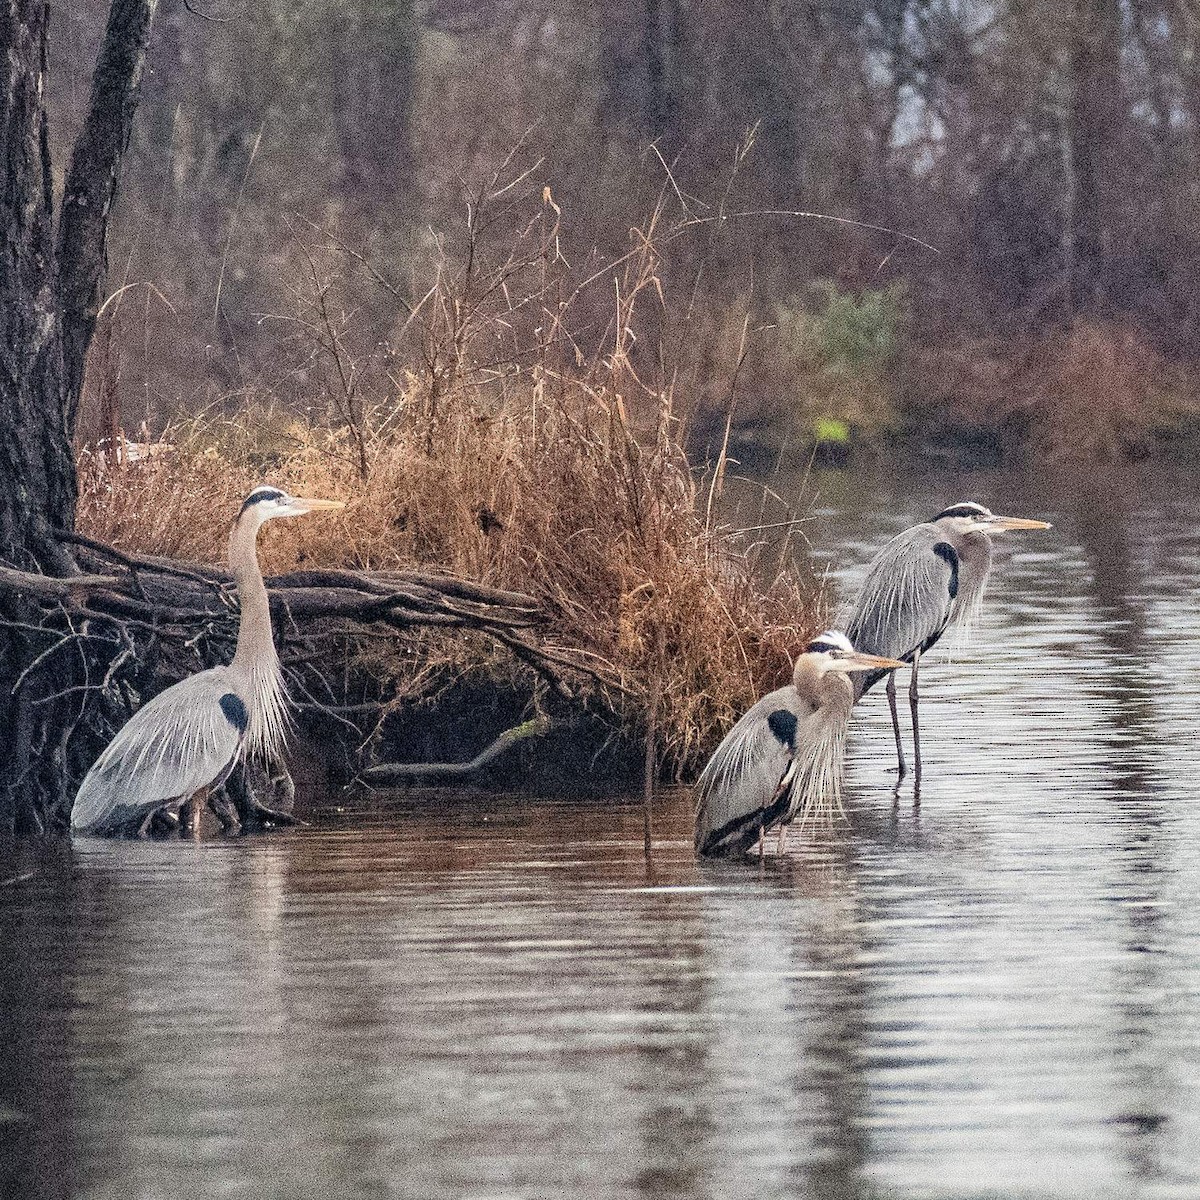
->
[77,385,819,775]
[77,175,822,776]
[910,320,1200,461]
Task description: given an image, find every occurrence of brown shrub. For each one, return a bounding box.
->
[908,320,1200,462]
[77,376,819,779]
[76,170,828,777]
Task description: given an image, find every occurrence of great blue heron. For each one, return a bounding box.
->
[844,501,1051,782]
[694,631,905,858]
[70,486,345,836]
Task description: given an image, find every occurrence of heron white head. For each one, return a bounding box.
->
[931,501,1051,535]
[237,486,346,526]
[799,630,906,676]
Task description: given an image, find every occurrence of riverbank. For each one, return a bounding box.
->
[78,371,821,786]
[690,309,1200,472]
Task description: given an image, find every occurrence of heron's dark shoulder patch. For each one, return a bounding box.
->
[239,487,285,516]
[219,692,249,734]
[932,541,959,599]
[766,709,798,749]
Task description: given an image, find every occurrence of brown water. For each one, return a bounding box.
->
[3,461,1200,1199]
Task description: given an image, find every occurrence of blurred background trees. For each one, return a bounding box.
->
[46,0,1200,459]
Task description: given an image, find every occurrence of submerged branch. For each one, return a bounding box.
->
[360,716,552,782]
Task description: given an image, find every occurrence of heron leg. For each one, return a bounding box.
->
[886,671,907,778]
[227,759,305,831]
[181,790,206,836]
[267,759,297,813]
[207,785,242,833]
[777,823,788,855]
[909,650,922,787]
[133,804,179,838]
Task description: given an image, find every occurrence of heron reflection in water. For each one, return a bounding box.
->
[845,501,1051,782]
[70,487,344,837]
[694,631,905,858]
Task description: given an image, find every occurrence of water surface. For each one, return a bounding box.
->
[3,460,1200,1199]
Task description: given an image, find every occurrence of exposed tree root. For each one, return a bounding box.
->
[0,531,610,833]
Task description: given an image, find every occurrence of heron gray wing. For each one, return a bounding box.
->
[694,685,818,856]
[71,667,246,834]
[844,522,958,696]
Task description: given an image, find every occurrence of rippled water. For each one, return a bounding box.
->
[4,461,1200,1199]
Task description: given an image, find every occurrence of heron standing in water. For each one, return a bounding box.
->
[694,631,904,858]
[71,487,345,836]
[844,501,1051,783]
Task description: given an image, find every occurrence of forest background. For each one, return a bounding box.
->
[52,0,1200,466]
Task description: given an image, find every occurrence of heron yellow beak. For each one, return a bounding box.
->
[288,497,346,514]
[988,515,1052,531]
[844,652,907,671]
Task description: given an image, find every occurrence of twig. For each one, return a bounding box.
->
[213,120,265,322]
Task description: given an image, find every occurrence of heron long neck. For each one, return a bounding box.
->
[228,517,288,759]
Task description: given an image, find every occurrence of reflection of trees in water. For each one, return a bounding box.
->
[680,838,872,1200]
[1065,463,1160,792]
[52,840,301,1195]
[272,788,878,1197]
[0,839,81,1200]
[1060,465,1179,1186]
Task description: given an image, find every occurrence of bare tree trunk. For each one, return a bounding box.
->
[1067,0,1123,314]
[331,0,417,217]
[57,0,160,423]
[0,0,158,833]
[0,2,73,572]
[598,0,686,146]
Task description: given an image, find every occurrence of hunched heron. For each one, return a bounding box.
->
[694,631,904,858]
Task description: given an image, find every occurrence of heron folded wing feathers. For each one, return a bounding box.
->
[71,668,244,834]
[844,523,958,697]
[694,686,817,857]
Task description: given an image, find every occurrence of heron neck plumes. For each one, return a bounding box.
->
[945,528,993,652]
[227,514,289,761]
[792,656,856,721]
[784,658,855,823]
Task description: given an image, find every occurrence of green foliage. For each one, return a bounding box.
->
[771,281,909,442]
[808,280,908,376]
[811,415,850,444]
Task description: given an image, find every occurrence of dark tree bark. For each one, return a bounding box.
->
[1067,0,1123,314]
[0,1,72,572]
[598,0,686,147]
[0,0,158,833]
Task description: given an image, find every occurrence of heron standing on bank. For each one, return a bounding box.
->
[844,501,1050,783]
[71,486,345,836]
[694,631,904,858]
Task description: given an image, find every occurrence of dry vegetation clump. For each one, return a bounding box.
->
[77,176,823,778]
[908,320,1200,462]
[77,387,819,777]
